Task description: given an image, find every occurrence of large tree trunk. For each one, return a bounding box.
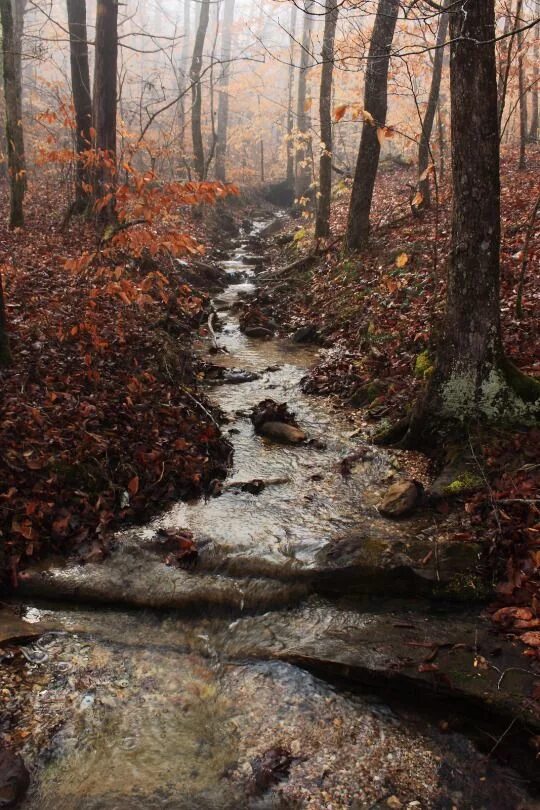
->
[93,0,118,223]
[190,0,210,180]
[0,0,26,228]
[67,0,93,210]
[286,3,297,190]
[214,0,235,182]
[345,0,399,250]
[417,2,448,208]
[314,0,338,239]
[294,0,314,201]
[402,0,540,448]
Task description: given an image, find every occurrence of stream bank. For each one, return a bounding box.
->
[2,215,539,808]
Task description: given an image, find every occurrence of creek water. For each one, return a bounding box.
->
[8,217,533,809]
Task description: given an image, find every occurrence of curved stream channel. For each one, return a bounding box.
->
[5,218,538,808]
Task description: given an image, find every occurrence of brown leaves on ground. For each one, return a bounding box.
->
[0,188,231,583]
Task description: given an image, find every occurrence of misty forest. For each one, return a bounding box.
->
[0,0,539,806]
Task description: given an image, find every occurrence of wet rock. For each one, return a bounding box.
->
[258,422,307,445]
[241,255,264,268]
[220,602,540,738]
[244,326,274,339]
[250,746,293,794]
[313,530,486,600]
[0,609,45,647]
[222,369,260,385]
[347,379,385,408]
[379,480,422,518]
[18,555,309,614]
[291,324,320,344]
[0,750,29,808]
[429,455,483,499]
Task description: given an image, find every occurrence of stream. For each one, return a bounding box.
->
[3,216,537,809]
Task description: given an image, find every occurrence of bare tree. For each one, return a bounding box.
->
[402,0,540,448]
[346,0,399,249]
[417,2,448,208]
[286,3,297,190]
[315,0,338,239]
[67,0,93,211]
[190,0,210,179]
[215,0,235,181]
[0,0,26,227]
[517,19,527,167]
[529,0,539,141]
[295,0,314,200]
[93,0,118,222]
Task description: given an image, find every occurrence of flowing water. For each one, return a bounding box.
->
[5,217,535,809]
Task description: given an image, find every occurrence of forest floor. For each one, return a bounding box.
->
[0,189,257,583]
[259,145,540,659]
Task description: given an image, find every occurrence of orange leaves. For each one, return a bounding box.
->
[128,476,139,496]
[333,104,348,122]
[376,126,394,146]
[333,104,376,126]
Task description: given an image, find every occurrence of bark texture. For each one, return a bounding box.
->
[417,3,448,208]
[294,0,314,200]
[190,0,210,180]
[0,0,26,227]
[403,0,540,447]
[67,0,93,209]
[93,0,118,222]
[346,0,399,249]
[215,0,235,181]
[315,0,338,239]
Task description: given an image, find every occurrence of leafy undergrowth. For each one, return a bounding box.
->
[0,185,233,584]
[267,146,540,659]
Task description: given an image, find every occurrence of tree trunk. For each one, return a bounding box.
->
[498,0,523,132]
[417,2,448,208]
[286,3,297,190]
[190,0,210,180]
[215,0,234,181]
[67,0,93,210]
[0,0,25,228]
[294,0,314,201]
[528,1,539,142]
[517,21,527,168]
[345,0,399,250]
[314,0,338,239]
[93,0,118,223]
[402,0,540,448]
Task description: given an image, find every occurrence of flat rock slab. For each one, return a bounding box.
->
[17,554,309,614]
[218,600,540,731]
[0,608,46,647]
[312,530,488,600]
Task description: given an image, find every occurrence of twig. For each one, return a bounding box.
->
[488,716,517,756]
[207,312,219,351]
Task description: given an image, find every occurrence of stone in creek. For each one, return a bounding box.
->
[258,421,307,444]
[378,480,422,518]
[244,326,274,339]
[291,324,320,344]
[0,750,29,809]
[222,369,260,385]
